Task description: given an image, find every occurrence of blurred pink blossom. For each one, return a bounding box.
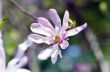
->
[73,63,92,72]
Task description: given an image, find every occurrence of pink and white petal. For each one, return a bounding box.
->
[28,34,53,44]
[62,10,69,30]
[15,39,33,60]
[42,36,54,44]
[15,69,31,72]
[28,34,44,43]
[49,9,61,28]
[0,31,6,71]
[31,23,54,35]
[59,11,69,36]
[42,26,55,35]
[15,56,28,69]
[30,25,52,36]
[30,23,41,28]
[66,23,87,37]
[51,44,59,64]
[7,56,28,72]
[7,58,19,71]
[38,17,54,29]
[38,46,53,60]
[60,40,69,49]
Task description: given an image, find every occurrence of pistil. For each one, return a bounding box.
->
[53,35,61,43]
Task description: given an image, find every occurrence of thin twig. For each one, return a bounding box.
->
[9,0,37,20]
[63,0,110,72]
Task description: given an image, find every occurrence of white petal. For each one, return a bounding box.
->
[30,24,52,36]
[59,11,69,37]
[30,23,40,28]
[15,69,31,72]
[15,56,28,68]
[7,56,28,72]
[30,22,54,36]
[38,17,54,29]
[0,59,6,72]
[7,58,19,71]
[60,40,69,49]
[59,50,63,58]
[0,31,6,71]
[66,23,87,37]
[62,10,69,30]
[49,9,61,28]
[28,34,53,44]
[38,46,53,60]
[51,44,59,64]
[16,39,33,59]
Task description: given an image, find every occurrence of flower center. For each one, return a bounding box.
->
[52,35,61,43]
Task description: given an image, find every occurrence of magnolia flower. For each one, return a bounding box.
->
[0,31,31,72]
[28,9,87,64]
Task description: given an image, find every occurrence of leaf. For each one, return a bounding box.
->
[0,16,8,29]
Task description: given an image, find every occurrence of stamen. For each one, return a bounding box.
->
[53,35,61,43]
[68,19,76,29]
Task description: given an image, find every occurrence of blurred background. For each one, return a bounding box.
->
[1,0,110,72]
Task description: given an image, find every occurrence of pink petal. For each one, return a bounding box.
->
[62,10,69,30]
[28,34,53,44]
[30,23,40,28]
[38,46,53,60]
[66,23,87,37]
[38,17,54,29]
[15,69,31,72]
[31,23,54,35]
[49,9,61,28]
[60,40,69,49]
[59,11,69,37]
[30,23,52,36]
[51,44,59,64]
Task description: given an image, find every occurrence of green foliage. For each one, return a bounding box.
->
[0,16,8,29]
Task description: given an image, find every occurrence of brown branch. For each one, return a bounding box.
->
[9,0,37,20]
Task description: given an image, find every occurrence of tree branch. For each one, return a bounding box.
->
[85,28,110,72]
[9,0,37,20]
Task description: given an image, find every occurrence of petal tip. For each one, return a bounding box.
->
[51,59,57,64]
[49,8,56,11]
[84,23,87,27]
[38,55,47,60]
[37,17,42,20]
